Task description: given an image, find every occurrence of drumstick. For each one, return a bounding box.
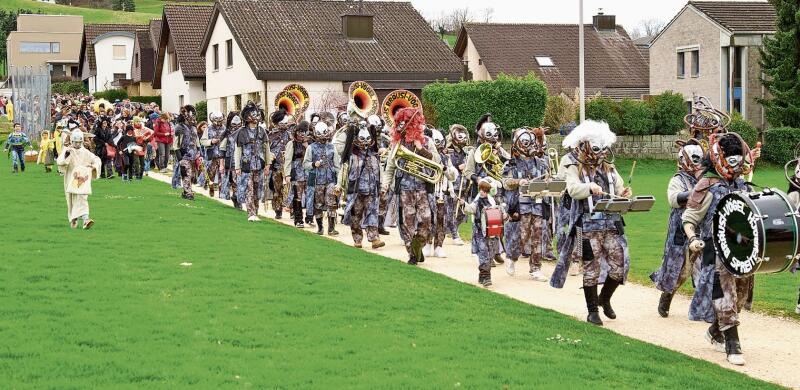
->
[627,160,637,186]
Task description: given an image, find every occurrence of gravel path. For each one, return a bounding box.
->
[151,172,800,388]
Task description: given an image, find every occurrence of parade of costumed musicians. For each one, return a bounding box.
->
[4,0,800,388]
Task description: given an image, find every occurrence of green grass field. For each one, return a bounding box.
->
[0,157,778,387]
[1,0,158,24]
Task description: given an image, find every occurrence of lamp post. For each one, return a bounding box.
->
[579,0,585,123]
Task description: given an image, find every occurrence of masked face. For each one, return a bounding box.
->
[679,144,704,171]
[481,123,499,143]
[431,129,445,150]
[355,126,373,149]
[247,110,261,125]
[210,112,224,127]
[367,115,382,128]
[231,116,242,130]
[314,122,330,142]
[70,131,84,149]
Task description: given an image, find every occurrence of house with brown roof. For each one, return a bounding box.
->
[126,19,161,97]
[454,12,649,100]
[154,4,213,112]
[79,23,145,93]
[650,1,776,128]
[6,15,84,80]
[198,0,462,116]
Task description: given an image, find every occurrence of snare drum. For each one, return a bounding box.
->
[481,206,504,238]
[712,188,799,277]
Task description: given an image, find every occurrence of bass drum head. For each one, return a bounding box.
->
[713,192,764,277]
[754,190,798,274]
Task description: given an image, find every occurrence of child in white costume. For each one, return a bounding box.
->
[57,130,101,229]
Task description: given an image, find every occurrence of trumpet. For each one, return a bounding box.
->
[388,142,444,185]
[547,147,560,178]
[474,143,505,181]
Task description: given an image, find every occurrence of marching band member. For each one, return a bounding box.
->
[174,105,200,200]
[283,121,311,228]
[424,127,457,258]
[464,178,505,287]
[502,127,552,281]
[650,139,704,317]
[372,115,392,236]
[682,133,753,366]
[446,124,472,246]
[303,119,340,235]
[269,109,292,219]
[549,120,631,326]
[339,122,385,249]
[220,112,242,208]
[233,102,272,222]
[787,163,800,315]
[381,108,440,265]
[201,112,226,198]
[463,114,510,265]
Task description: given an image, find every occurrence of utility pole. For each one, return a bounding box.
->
[579,0,585,123]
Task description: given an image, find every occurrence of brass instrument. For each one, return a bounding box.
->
[347,81,379,121]
[474,143,505,181]
[282,84,310,114]
[338,161,349,200]
[547,147,560,178]
[274,91,301,119]
[382,90,422,128]
[93,98,111,114]
[388,142,444,185]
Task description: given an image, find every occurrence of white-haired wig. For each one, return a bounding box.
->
[562,120,616,149]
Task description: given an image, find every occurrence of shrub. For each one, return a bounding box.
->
[195,101,207,122]
[648,91,686,135]
[581,96,622,133]
[93,89,128,102]
[727,112,759,148]
[51,81,87,95]
[762,127,800,164]
[618,98,654,135]
[422,73,548,137]
[543,94,576,131]
[129,95,161,107]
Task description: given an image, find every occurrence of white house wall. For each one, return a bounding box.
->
[465,36,491,81]
[93,35,134,93]
[205,14,264,113]
[161,37,206,113]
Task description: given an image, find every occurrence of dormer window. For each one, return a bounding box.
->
[535,56,554,67]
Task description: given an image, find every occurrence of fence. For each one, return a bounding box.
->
[9,65,51,140]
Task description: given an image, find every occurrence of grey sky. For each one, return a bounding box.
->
[404,0,762,32]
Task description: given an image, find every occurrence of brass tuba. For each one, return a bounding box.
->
[388,142,444,185]
[347,81,378,121]
[274,91,301,119]
[282,83,310,115]
[474,143,505,181]
[382,90,422,128]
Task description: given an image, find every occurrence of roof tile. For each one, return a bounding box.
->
[690,1,776,33]
[82,23,146,75]
[162,4,213,78]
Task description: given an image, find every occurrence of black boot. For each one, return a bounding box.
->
[275,209,283,220]
[584,285,603,325]
[723,326,745,365]
[293,201,304,228]
[598,278,620,319]
[479,269,492,287]
[657,292,673,318]
[706,320,725,352]
[306,216,315,227]
[378,216,390,235]
[407,254,418,265]
[328,216,339,236]
[316,217,324,235]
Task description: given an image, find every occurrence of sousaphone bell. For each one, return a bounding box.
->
[382,89,422,128]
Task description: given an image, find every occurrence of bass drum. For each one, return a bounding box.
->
[712,188,799,277]
[481,206,504,238]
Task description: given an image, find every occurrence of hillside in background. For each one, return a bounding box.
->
[1,0,176,24]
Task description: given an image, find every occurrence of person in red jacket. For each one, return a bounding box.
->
[153,112,173,172]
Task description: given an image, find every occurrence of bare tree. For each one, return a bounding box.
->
[314,89,348,114]
[447,7,473,31]
[629,18,666,39]
[481,7,494,23]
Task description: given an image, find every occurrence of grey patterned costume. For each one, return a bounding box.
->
[503,155,552,268]
[342,149,381,243]
[303,141,339,218]
[234,125,270,217]
[650,171,698,293]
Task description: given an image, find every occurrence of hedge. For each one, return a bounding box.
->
[649,91,686,135]
[618,98,654,135]
[93,89,128,102]
[129,95,161,107]
[579,91,688,136]
[195,101,207,123]
[763,127,800,164]
[727,112,759,148]
[422,73,548,135]
[52,81,87,94]
[543,94,575,131]
[581,96,621,132]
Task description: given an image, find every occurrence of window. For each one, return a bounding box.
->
[690,50,700,77]
[676,51,685,78]
[535,56,554,67]
[134,53,139,68]
[212,44,219,71]
[169,52,178,73]
[686,101,693,115]
[202,82,206,92]
[234,94,242,111]
[113,45,126,60]
[50,42,60,53]
[226,39,233,67]
[113,73,126,81]
[220,96,228,114]
[179,95,185,107]
[478,58,482,65]
[19,42,52,53]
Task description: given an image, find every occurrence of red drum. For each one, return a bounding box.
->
[481,206,504,238]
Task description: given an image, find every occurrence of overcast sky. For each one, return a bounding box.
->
[405,0,766,33]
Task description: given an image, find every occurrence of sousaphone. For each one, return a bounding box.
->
[274,91,301,118]
[382,89,422,128]
[347,81,378,120]
[282,83,310,114]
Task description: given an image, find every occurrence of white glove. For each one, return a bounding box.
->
[689,237,705,253]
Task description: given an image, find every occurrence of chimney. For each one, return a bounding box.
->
[342,13,374,40]
[592,9,616,31]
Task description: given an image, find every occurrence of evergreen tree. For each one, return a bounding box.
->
[759,0,800,127]
[122,0,136,12]
[111,0,122,11]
